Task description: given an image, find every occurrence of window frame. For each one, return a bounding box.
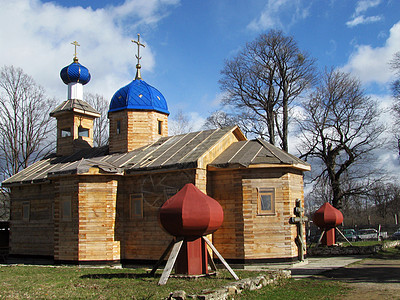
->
[130,193,144,219]
[116,120,121,135]
[257,187,275,216]
[22,201,30,222]
[78,126,89,137]
[61,198,72,221]
[157,120,163,135]
[60,127,72,138]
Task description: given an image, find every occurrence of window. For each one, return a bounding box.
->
[78,126,89,137]
[61,199,72,220]
[116,120,121,134]
[130,193,143,219]
[257,188,275,215]
[158,120,163,135]
[61,128,71,137]
[22,202,30,221]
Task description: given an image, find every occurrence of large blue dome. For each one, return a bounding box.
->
[109,79,169,115]
[60,60,91,85]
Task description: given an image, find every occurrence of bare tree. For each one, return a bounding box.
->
[168,110,193,136]
[203,110,236,130]
[298,68,385,209]
[219,30,316,151]
[0,189,9,221]
[0,66,55,220]
[0,65,55,181]
[390,51,400,155]
[84,93,109,147]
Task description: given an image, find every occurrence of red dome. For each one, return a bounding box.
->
[313,202,343,229]
[159,183,224,237]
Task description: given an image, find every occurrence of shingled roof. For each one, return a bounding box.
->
[2,126,309,187]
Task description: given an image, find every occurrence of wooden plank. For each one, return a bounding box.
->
[158,238,183,285]
[150,238,175,276]
[202,236,239,281]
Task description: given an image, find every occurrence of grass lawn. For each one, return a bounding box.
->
[0,264,353,300]
[236,278,352,300]
[0,266,272,299]
[2,246,399,299]
[308,240,383,248]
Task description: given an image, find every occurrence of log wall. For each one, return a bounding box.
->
[56,113,96,156]
[9,184,54,256]
[53,174,120,262]
[209,168,305,261]
[108,110,168,153]
[77,175,119,261]
[116,169,196,261]
[54,176,79,261]
[207,169,245,260]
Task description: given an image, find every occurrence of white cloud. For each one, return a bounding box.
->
[188,112,206,131]
[0,0,179,101]
[346,0,382,28]
[354,0,381,15]
[247,0,309,31]
[210,92,228,107]
[346,15,382,27]
[342,22,400,85]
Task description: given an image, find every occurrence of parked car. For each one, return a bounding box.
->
[390,228,400,240]
[343,229,357,241]
[356,228,388,241]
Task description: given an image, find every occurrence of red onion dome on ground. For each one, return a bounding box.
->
[313,202,343,229]
[159,183,224,237]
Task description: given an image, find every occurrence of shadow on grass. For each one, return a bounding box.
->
[318,265,400,284]
[80,273,160,279]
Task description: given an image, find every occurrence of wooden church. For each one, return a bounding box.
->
[3,39,310,264]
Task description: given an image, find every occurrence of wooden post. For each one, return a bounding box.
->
[317,229,325,246]
[202,236,239,280]
[150,238,176,277]
[336,227,353,246]
[158,238,184,285]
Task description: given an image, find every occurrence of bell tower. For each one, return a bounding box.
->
[51,41,100,157]
[108,34,169,153]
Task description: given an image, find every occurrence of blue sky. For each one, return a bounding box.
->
[0,0,399,159]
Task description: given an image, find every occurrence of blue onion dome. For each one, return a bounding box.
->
[60,58,91,85]
[109,79,169,115]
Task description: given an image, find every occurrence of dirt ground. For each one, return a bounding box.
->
[317,257,400,299]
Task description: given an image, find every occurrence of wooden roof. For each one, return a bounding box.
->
[209,138,310,171]
[2,126,240,186]
[50,99,101,118]
[2,126,309,186]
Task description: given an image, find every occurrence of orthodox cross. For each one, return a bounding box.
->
[289,199,308,261]
[131,34,145,80]
[132,33,146,64]
[71,41,80,62]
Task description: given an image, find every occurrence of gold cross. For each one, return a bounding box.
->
[71,41,80,60]
[131,34,145,65]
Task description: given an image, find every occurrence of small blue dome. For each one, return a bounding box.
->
[109,79,169,115]
[60,60,91,85]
